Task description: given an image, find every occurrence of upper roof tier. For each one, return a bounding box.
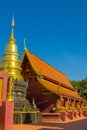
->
[21,49,74,90]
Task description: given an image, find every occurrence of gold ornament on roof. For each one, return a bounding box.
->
[24,38,27,50]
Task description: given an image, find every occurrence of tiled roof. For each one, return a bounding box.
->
[38,78,83,100]
[21,49,83,100]
[24,50,74,90]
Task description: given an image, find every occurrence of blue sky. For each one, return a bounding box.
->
[0,0,87,80]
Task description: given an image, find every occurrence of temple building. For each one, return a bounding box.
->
[21,48,85,113]
[0,16,87,122]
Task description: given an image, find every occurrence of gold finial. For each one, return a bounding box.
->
[24,38,27,50]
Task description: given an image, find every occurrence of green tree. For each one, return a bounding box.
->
[70,78,87,99]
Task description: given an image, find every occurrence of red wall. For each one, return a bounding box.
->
[0,71,14,130]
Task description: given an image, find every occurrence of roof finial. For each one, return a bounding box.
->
[24,38,27,50]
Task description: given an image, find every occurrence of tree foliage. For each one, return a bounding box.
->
[70,78,87,99]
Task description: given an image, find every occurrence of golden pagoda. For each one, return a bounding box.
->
[1,16,23,81]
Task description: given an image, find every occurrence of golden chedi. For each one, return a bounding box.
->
[0,17,30,112]
[1,17,23,81]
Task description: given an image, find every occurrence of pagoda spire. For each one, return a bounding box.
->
[11,14,14,36]
[9,15,16,43]
[1,15,24,81]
